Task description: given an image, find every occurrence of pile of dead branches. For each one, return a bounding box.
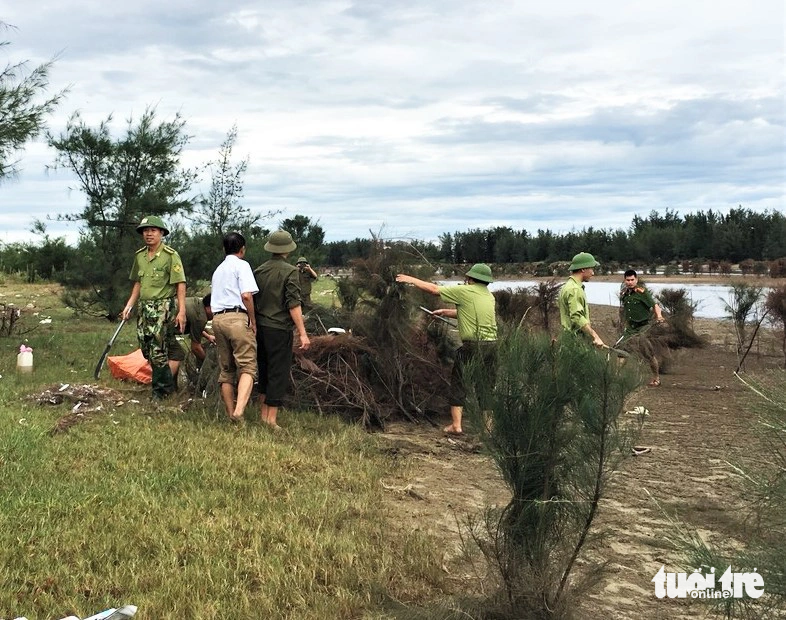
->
[290,322,452,428]
[289,241,455,428]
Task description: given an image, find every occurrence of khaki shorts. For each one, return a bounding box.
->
[212,312,257,383]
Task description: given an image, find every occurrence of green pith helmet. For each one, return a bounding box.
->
[136,215,169,235]
[569,252,600,271]
[264,230,297,254]
[465,263,494,283]
[297,256,308,264]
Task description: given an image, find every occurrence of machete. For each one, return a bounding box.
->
[419,306,458,327]
[94,318,127,379]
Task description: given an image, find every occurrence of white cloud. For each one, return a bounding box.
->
[1,0,783,246]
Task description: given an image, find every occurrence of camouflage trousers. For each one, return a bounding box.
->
[136,298,184,368]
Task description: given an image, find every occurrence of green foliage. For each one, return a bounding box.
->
[0,23,65,181]
[334,276,360,312]
[765,285,786,367]
[167,227,225,285]
[188,124,276,238]
[321,207,786,268]
[657,288,705,348]
[0,221,80,283]
[494,280,561,333]
[47,108,197,318]
[463,331,640,618]
[722,282,764,356]
[280,214,326,267]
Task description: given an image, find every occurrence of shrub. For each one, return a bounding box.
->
[494,288,535,328]
[334,277,360,312]
[723,283,764,356]
[657,288,705,348]
[462,331,640,619]
[765,285,786,367]
[769,258,786,279]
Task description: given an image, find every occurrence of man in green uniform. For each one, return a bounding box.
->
[620,269,665,386]
[253,231,311,430]
[121,215,186,399]
[296,257,319,310]
[558,252,606,348]
[396,263,497,435]
[184,294,215,365]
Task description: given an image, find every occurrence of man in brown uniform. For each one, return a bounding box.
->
[184,294,215,365]
[296,257,318,309]
[253,231,311,430]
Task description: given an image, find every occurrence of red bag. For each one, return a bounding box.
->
[107,349,152,384]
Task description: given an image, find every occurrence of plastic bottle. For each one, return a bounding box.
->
[16,345,33,373]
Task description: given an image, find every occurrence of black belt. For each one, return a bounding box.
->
[213,307,247,315]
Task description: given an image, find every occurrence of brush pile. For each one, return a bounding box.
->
[289,241,455,428]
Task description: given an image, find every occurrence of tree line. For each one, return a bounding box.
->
[322,207,786,268]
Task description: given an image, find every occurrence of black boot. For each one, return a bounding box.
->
[151,365,176,399]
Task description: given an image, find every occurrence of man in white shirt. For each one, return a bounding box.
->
[210,232,259,421]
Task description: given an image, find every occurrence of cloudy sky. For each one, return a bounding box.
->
[1,1,784,245]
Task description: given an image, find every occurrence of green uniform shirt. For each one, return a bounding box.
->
[129,243,186,300]
[298,268,317,296]
[558,275,590,332]
[184,296,208,342]
[253,256,301,331]
[438,283,497,342]
[621,285,656,330]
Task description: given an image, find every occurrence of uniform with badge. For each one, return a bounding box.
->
[618,270,664,387]
[125,215,187,398]
[621,285,657,335]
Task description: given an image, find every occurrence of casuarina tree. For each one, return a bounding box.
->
[48,107,196,318]
[464,330,640,619]
[188,124,276,238]
[0,22,64,182]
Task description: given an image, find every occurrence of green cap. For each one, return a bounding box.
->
[264,230,297,254]
[465,263,493,283]
[569,252,600,271]
[297,256,308,264]
[136,215,169,235]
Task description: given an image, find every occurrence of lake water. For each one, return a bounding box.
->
[441,280,766,319]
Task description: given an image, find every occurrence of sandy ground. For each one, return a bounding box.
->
[378,304,785,618]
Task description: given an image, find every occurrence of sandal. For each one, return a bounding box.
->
[631,446,652,456]
[443,425,464,436]
[648,379,661,387]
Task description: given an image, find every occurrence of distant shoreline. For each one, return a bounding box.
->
[443,273,783,287]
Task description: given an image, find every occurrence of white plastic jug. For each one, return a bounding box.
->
[16,349,33,373]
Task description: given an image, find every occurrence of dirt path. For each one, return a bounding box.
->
[378,305,783,617]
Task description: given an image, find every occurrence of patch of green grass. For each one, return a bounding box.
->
[311,275,338,308]
[0,280,446,620]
